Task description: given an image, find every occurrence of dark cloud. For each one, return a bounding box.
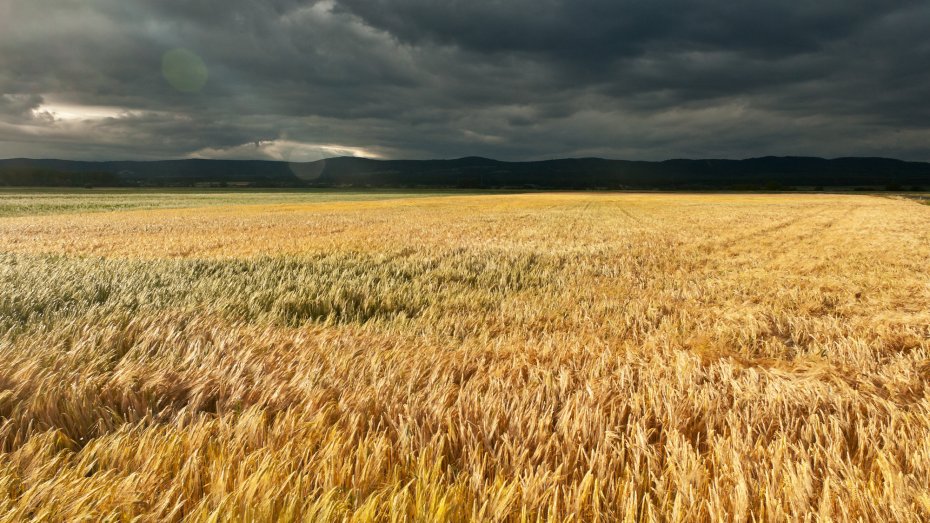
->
[337,1,906,59]
[0,94,46,123]
[0,0,928,161]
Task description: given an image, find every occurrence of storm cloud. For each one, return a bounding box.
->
[1,0,928,161]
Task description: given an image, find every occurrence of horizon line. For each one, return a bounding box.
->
[0,155,924,164]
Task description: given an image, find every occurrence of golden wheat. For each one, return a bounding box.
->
[0,191,928,521]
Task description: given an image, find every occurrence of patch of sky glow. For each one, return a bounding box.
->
[462,129,505,144]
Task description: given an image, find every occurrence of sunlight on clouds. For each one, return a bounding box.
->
[33,102,133,122]
[190,139,383,161]
[282,0,336,23]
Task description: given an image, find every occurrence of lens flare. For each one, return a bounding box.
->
[161,48,208,93]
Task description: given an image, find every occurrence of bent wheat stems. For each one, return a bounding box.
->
[0,191,928,521]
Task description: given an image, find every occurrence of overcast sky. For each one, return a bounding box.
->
[1,0,928,161]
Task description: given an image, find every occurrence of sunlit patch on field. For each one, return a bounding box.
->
[0,191,929,520]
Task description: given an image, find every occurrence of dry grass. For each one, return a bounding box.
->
[0,191,929,521]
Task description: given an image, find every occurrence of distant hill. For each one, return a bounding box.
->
[1,156,929,189]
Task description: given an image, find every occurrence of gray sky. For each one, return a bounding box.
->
[1,0,928,161]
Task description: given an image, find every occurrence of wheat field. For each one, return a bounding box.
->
[0,190,928,521]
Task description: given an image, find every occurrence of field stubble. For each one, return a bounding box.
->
[0,192,929,521]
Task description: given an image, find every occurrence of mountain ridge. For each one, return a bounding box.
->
[1,156,928,189]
